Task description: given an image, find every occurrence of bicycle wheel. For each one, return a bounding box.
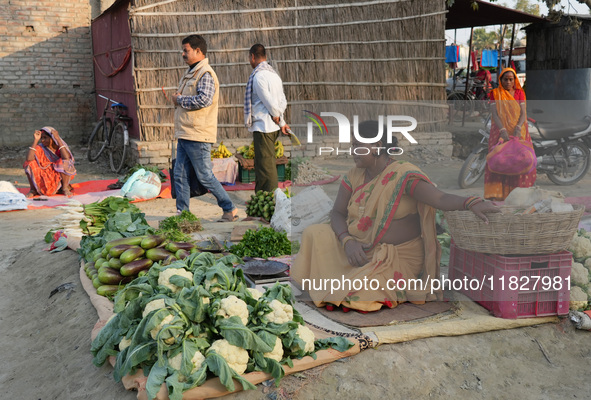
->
[87,118,111,162]
[447,91,474,115]
[109,121,129,174]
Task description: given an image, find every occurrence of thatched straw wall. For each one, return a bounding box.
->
[129,0,447,142]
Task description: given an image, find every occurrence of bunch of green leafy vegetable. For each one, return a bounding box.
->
[436,210,451,266]
[156,210,202,242]
[90,252,352,400]
[125,164,167,183]
[230,226,293,258]
[80,196,140,236]
[78,210,154,263]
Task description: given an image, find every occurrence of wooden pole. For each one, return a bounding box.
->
[508,23,516,68]
[462,26,474,127]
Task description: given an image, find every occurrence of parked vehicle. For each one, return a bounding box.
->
[458,114,591,188]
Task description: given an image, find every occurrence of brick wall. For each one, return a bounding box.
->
[0,0,96,147]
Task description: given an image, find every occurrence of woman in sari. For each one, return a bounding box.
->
[484,67,536,201]
[291,120,499,313]
[24,126,76,197]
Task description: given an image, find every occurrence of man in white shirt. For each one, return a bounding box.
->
[244,44,290,192]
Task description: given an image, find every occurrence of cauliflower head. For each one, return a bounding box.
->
[205,277,221,293]
[158,268,194,293]
[263,336,284,362]
[569,286,588,311]
[119,337,132,351]
[216,295,249,325]
[142,298,167,318]
[168,349,205,377]
[571,262,590,286]
[291,324,315,354]
[150,314,175,341]
[569,235,591,260]
[247,288,263,301]
[208,339,249,375]
[265,299,294,324]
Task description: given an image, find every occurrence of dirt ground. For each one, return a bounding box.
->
[1,128,591,400]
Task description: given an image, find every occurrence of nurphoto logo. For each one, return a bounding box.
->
[304,111,418,156]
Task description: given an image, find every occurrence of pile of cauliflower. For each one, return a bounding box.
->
[568,228,591,311]
[91,252,351,400]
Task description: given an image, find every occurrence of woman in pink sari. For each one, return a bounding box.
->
[291,121,499,312]
[484,67,536,200]
[24,126,76,197]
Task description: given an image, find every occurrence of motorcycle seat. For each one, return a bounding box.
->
[536,119,591,140]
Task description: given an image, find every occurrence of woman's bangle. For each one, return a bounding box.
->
[58,145,66,150]
[336,230,349,241]
[464,196,484,210]
[341,236,355,248]
[29,146,36,151]
[499,128,508,133]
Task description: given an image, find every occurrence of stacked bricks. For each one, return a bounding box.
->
[0,0,95,146]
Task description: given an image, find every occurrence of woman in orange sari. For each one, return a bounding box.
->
[24,126,76,197]
[484,68,536,200]
[291,121,499,312]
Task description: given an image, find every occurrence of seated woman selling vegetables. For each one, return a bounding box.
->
[24,126,76,197]
[291,120,499,312]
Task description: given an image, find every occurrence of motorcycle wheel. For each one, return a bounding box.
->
[545,142,591,185]
[458,146,488,188]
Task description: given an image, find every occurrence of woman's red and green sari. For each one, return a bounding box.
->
[291,160,442,312]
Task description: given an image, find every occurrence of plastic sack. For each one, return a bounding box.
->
[291,186,334,238]
[486,136,537,176]
[0,180,28,211]
[270,188,292,235]
[120,168,161,200]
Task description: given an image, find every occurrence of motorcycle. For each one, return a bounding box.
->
[458,114,591,188]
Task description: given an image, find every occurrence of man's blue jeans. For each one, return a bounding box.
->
[174,139,235,213]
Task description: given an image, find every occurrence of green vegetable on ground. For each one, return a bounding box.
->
[90,252,354,399]
[230,226,294,258]
[156,211,202,242]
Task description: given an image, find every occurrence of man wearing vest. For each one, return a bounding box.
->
[244,44,291,192]
[172,35,238,222]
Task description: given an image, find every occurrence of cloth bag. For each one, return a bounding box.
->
[486,136,537,176]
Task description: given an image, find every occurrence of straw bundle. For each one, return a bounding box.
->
[129,0,446,141]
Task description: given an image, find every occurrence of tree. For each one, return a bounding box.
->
[471,28,499,49]
[447,0,590,13]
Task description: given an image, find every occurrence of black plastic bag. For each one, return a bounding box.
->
[170,141,208,199]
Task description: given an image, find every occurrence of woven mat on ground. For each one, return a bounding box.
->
[15,180,171,210]
[294,292,558,345]
[303,300,455,328]
[80,261,373,400]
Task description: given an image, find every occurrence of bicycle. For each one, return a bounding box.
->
[87,94,132,173]
[447,78,492,119]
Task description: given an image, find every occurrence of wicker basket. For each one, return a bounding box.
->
[444,204,584,255]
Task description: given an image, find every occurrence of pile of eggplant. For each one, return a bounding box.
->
[83,234,196,297]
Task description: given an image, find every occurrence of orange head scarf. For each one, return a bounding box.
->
[492,68,526,138]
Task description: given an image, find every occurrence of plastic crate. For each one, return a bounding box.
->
[277,164,286,182]
[238,165,256,183]
[238,164,286,183]
[448,242,571,319]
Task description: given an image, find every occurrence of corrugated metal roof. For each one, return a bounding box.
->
[446,0,545,29]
